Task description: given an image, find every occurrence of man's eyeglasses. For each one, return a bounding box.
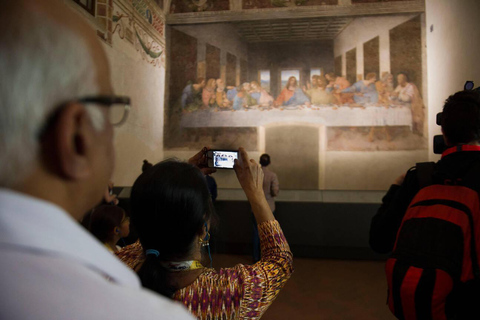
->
[78,95,131,127]
[38,95,131,139]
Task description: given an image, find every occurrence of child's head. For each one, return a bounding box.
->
[83,205,130,243]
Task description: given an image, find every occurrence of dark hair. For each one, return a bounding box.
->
[366,72,376,81]
[82,205,125,243]
[326,72,337,80]
[260,154,270,166]
[442,90,480,145]
[142,159,153,173]
[131,160,214,297]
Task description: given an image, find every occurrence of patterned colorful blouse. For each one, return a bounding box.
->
[116,220,293,319]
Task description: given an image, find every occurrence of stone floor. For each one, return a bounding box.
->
[212,254,396,320]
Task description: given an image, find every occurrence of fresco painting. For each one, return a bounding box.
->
[164,11,427,190]
[170,0,230,13]
[352,0,413,3]
[243,0,338,9]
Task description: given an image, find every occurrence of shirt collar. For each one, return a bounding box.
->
[0,188,140,287]
[441,145,480,158]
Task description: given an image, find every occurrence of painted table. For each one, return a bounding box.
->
[180,104,413,128]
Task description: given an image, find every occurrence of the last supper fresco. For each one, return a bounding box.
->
[164,12,427,190]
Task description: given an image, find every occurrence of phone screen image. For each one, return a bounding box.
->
[213,151,238,169]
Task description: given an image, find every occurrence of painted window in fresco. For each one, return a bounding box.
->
[72,0,95,15]
[281,70,300,88]
[243,0,337,10]
[170,0,229,13]
[310,68,322,78]
[259,70,271,93]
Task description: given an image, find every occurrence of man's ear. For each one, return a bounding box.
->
[441,128,450,146]
[53,102,95,180]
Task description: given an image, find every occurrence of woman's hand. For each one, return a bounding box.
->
[103,185,119,205]
[234,147,264,199]
[234,148,274,223]
[188,147,216,175]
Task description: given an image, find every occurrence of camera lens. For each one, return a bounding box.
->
[464,81,474,90]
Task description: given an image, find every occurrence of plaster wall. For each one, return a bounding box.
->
[425,0,480,160]
[325,150,428,190]
[103,41,166,186]
[68,0,167,186]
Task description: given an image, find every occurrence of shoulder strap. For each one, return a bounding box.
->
[416,161,480,280]
[416,162,436,189]
[455,161,480,280]
[463,162,480,280]
[461,161,480,191]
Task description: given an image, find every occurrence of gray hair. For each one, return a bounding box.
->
[0,3,104,187]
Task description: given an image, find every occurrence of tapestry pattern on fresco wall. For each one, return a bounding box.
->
[170,0,230,13]
[132,0,164,36]
[112,1,165,67]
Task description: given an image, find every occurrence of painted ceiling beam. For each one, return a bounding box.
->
[166,0,425,25]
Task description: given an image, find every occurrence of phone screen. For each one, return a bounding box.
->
[212,151,238,169]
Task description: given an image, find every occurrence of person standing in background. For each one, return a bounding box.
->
[253,154,280,262]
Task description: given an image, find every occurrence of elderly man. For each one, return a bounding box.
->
[0,1,192,319]
[391,73,425,135]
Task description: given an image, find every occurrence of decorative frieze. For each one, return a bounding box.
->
[110,0,166,67]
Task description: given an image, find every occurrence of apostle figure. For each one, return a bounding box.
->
[214,78,232,110]
[275,76,310,107]
[250,81,274,107]
[391,73,425,136]
[202,78,217,109]
[325,72,353,105]
[341,72,379,106]
[304,75,334,105]
[181,77,204,113]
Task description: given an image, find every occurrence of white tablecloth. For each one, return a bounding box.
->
[180,104,413,128]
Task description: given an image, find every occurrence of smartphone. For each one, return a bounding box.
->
[207,150,238,169]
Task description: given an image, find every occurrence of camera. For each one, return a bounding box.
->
[433,81,477,154]
[206,150,238,169]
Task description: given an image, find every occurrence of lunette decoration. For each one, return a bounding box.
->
[112,10,164,68]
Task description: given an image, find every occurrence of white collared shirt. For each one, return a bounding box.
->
[0,189,193,320]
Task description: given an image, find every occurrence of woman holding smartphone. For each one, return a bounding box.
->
[116,147,293,320]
